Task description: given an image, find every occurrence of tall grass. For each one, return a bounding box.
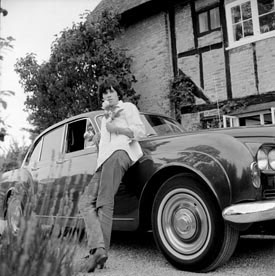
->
[0,216,76,276]
[0,154,88,276]
[0,144,89,276]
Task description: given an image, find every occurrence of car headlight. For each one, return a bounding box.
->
[257,148,268,170]
[268,149,275,170]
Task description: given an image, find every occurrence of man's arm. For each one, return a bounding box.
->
[106,122,134,138]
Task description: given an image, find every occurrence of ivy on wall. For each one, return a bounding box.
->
[169,69,210,121]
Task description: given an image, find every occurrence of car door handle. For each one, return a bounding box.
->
[31,167,39,171]
[56,159,69,164]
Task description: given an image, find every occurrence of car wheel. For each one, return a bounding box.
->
[152,173,239,272]
[7,196,23,237]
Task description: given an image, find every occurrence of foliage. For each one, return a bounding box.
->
[0,35,15,139]
[0,218,76,276]
[15,10,139,134]
[0,158,85,276]
[169,70,210,122]
[0,140,29,172]
[0,36,14,61]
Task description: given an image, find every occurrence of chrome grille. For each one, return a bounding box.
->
[263,189,275,199]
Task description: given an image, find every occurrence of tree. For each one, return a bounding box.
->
[0,15,15,141]
[15,10,139,134]
[0,140,28,172]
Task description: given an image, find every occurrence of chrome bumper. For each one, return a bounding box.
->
[222,199,275,223]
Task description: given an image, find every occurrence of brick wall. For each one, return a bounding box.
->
[119,12,173,116]
[198,30,223,48]
[175,3,194,53]
[203,48,227,102]
[178,55,200,88]
[256,37,275,93]
[229,44,258,98]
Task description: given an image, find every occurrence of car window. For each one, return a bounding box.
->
[24,138,43,166]
[40,126,64,162]
[65,119,91,153]
[84,119,96,149]
[142,114,183,136]
[95,113,183,137]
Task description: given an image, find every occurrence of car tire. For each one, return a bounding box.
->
[152,173,239,272]
[7,196,23,237]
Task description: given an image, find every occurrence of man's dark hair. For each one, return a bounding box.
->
[98,77,123,100]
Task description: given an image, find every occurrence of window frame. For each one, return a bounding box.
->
[222,107,275,128]
[197,5,221,36]
[226,0,275,49]
[64,118,97,155]
[39,125,65,163]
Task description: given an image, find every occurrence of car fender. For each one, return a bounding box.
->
[0,167,34,218]
[139,133,256,212]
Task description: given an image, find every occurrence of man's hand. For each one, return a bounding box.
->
[84,131,93,141]
[92,132,101,146]
[106,121,118,134]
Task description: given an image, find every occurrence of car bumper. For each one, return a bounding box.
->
[222,199,275,223]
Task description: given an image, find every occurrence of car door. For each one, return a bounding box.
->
[56,118,98,218]
[25,125,65,218]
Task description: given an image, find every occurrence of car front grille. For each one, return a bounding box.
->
[263,189,275,199]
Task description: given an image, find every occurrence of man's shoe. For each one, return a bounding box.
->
[87,247,108,273]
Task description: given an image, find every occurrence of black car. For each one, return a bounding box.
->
[1,111,275,272]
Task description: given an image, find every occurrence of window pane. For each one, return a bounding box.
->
[66,120,86,153]
[210,7,221,29]
[243,19,254,36]
[231,5,241,23]
[143,115,183,136]
[242,1,252,20]
[233,23,243,41]
[40,127,63,161]
[199,12,209,33]
[258,0,274,15]
[264,113,272,124]
[259,12,275,33]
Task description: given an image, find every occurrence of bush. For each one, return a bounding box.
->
[0,217,76,276]
[0,169,85,276]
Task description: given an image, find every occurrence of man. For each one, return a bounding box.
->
[77,77,146,273]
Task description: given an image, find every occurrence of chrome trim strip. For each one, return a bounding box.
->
[35,215,135,221]
[222,199,275,223]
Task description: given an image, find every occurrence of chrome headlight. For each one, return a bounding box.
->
[257,149,268,170]
[268,149,275,170]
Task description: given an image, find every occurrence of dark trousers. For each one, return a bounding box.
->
[78,150,131,251]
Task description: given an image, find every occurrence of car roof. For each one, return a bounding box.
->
[34,110,178,143]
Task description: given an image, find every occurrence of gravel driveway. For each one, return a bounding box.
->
[75,232,275,276]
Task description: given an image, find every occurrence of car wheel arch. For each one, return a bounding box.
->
[138,163,226,231]
[3,188,16,218]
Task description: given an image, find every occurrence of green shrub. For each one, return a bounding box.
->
[0,216,77,276]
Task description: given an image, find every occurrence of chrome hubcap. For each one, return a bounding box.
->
[173,208,197,239]
[158,188,211,259]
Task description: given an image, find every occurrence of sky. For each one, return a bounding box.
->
[0,0,101,152]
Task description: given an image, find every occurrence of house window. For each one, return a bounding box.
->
[198,6,221,35]
[222,107,275,128]
[226,0,275,47]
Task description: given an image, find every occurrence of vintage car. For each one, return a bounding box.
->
[1,110,275,272]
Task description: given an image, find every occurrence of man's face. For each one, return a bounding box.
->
[102,86,119,106]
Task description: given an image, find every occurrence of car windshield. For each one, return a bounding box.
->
[95,113,183,137]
